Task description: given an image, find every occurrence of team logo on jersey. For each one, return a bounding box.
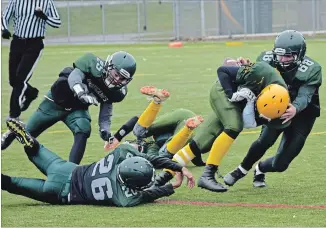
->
[86,79,108,102]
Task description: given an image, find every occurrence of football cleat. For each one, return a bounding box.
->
[197,165,228,192]
[253,169,267,188]
[140,86,170,103]
[224,167,247,186]
[6,118,34,148]
[185,115,204,130]
[1,130,15,150]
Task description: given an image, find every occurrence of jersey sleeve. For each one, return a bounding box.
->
[216,66,239,98]
[73,53,103,78]
[292,65,322,113]
[256,51,274,64]
[121,184,175,207]
[141,154,183,171]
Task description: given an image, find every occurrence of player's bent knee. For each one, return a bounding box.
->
[272,161,289,172]
[224,128,241,139]
[73,118,91,137]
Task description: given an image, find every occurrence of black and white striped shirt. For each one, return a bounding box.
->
[1,0,61,38]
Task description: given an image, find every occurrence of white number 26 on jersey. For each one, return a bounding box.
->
[91,154,114,200]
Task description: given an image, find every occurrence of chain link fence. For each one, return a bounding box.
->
[2,0,326,44]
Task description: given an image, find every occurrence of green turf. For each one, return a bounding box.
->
[1,41,326,227]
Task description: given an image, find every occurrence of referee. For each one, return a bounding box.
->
[1,0,61,120]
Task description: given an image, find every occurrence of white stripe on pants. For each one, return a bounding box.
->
[18,49,43,107]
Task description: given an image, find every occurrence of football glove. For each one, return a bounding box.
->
[100,129,114,142]
[72,84,99,106]
[78,92,99,106]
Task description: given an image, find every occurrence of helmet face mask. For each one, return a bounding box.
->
[102,51,136,89]
[117,157,155,190]
[272,30,306,72]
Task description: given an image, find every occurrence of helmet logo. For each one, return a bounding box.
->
[120,68,131,79]
[274,48,286,55]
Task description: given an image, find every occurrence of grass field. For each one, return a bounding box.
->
[1,41,326,227]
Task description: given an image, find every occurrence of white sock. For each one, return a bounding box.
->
[238,165,248,175]
[255,163,264,175]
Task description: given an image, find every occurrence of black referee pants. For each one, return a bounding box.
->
[9,35,44,118]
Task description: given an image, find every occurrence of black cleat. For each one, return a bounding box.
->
[6,118,34,149]
[253,169,267,188]
[20,89,39,112]
[191,154,206,167]
[197,165,228,192]
[224,167,247,186]
[1,130,15,150]
[154,171,173,186]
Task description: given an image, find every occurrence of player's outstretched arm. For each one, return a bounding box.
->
[104,116,139,151]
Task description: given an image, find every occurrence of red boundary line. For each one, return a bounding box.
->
[157,200,326,209]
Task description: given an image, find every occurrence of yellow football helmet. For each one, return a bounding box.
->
[256,84,290,120]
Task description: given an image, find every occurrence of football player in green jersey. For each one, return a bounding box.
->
[1,51,136,164]
[224,30,322,188]
[1,118,194,207]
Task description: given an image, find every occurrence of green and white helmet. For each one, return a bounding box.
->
[103,51,136,89]
[273,30,306,72]
[117,156,155,190]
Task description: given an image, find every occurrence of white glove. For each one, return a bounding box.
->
[78,92,99,106]
[73,84,99,106]
[229,88,256,102]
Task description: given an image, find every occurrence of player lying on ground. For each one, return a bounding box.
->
[104,86,205,166]
[154,61,291,193]
[1,51,136,164]
[223,30,322,188]
[1,119,195,207]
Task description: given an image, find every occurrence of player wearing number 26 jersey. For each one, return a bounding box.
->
[224,30,322,188]
[2,118,188,207]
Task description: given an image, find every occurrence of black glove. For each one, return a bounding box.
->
[100,129,114,142]
[77,92,99,106]
[34,9,48,20]
[2,29,11,39]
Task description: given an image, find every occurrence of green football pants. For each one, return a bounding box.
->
[6,144,77,204]
[145,108,196,156]
[147,108,196,142]
[193,83,243,153]
[25,91,92,138]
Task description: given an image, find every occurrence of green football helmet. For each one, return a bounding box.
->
[273,30,306,72]
[103,51,136,89]
[117,156,155,190]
